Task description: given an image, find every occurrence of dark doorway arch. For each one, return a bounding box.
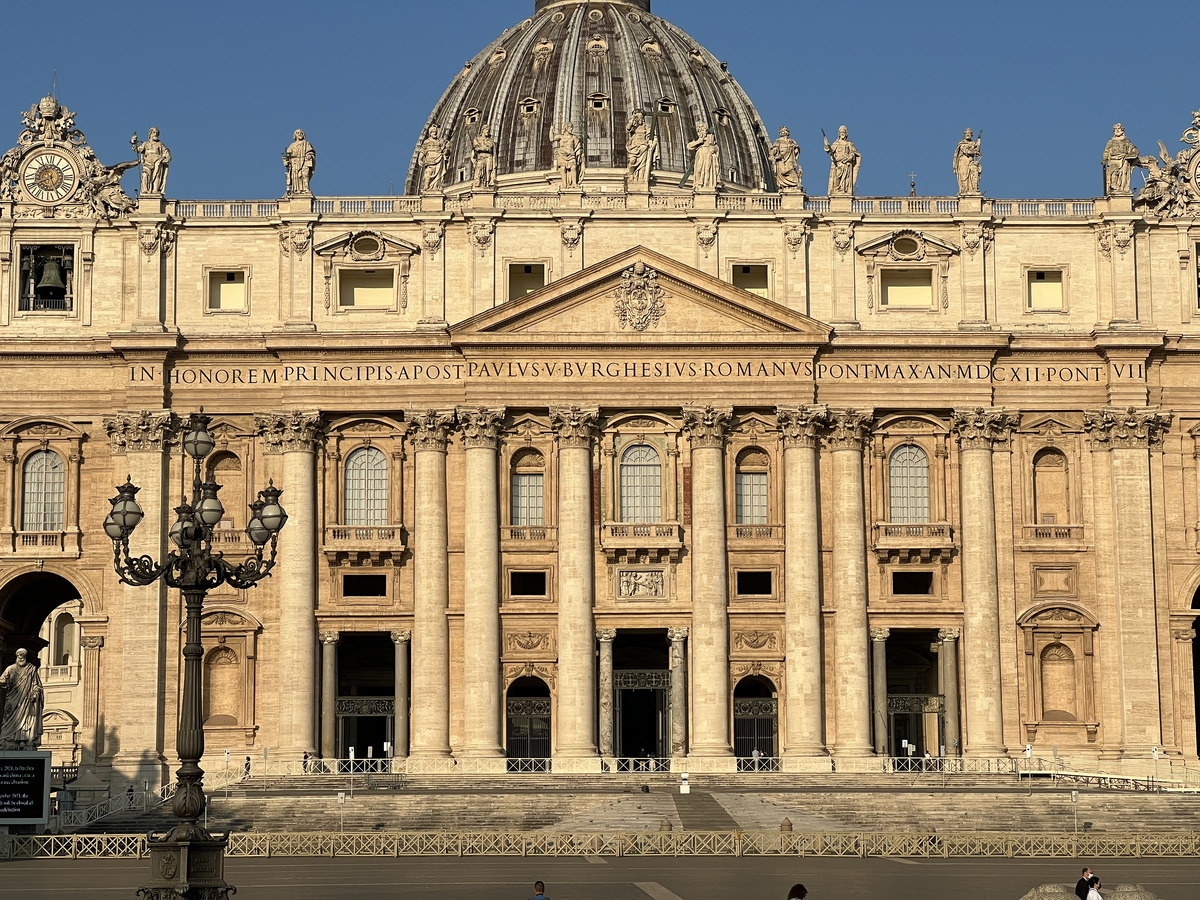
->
[506,676,551,770]
[0,571,83,666]
[733,674,778,766]
[1192,588,1200,758]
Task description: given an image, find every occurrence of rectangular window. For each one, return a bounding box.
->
[1027,270,1064,311]
[880,269,934,309]
[342,574,387,598]
[511,473,545,527]
[735,570,773,596]
[18,245,75,313]
[339,269,395,309]
[891,571,934,595]
[509,570,548,598]
[732,264,770,298]
[735,472,768,524]
[508,263,545,300]
[207,270,247,312]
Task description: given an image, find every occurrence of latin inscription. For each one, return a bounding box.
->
[130,359,1143,387]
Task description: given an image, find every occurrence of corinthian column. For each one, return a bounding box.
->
[683,405,734,759]
[777,406,831,758]
[457,407,506,758]
[667,627,690,757]
[257,410,324,758]
[1083,407,1173,753]
[104,410,177,787]
[550,407,600,762]
[408,410,456,758]
[828,409,874,758]
[952,407,1018,757]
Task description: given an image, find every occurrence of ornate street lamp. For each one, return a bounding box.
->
[105,409,286,900]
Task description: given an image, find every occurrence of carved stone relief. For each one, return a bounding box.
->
[618,569,665,598]
[612,262,668,332]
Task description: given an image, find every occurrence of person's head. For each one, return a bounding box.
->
[780,126,790,138]
[963,128,973,139]
[148,127,160,140]
[787,885,808,900]
[838,125,849,139]
[15,648,28,665]
[1113,123,1125,137]
[1082,867,1091,878]
[293,129,306,142]
[534,881,545,895]
[1088,876,1100,888]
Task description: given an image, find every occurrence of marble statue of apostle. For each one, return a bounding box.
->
[284,129,316,195]
[0,649,44,750]
[1102,123,1140,196]
[770,126,802,191]
[625,111,658,189]
[824,125,861,195]
[687,122,721,191]
[472,125,496,189]
[419,124,451,193]
[134,127,171,195]
[552,122,583,189]
[952,128,982,195]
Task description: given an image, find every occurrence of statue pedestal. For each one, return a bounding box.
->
[137,195,166,215]
[780,191,806,210]
[830,195,853,213]
[626,189,650,210]
[957,194,983,214]
[693,190,717,210]
[557,188,583,210]
[421,193,445,213]
[1106,195,1133,214]
[281,195,313,215]
[469,190,496,210]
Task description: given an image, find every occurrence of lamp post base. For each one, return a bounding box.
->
[137,831,234,900]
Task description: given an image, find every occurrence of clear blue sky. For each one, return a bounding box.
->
[6,0,1196,200]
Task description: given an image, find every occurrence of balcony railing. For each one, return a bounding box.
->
[16,531,65,550]
[727,524,784,548]
[324,525,406,545]
[871,522,955,561]
[500,525,558,545]
[1020,524,1086,541]
[43,664,80,685]
[600,522,684,561]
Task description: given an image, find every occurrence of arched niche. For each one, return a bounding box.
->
[1017,603,1098,746]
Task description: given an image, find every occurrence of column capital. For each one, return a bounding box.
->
[103,410,178,454]
[457,406,506,449]
[391,629,412,645]
[319,631,340,645]
[1083,406,1173,450]
[682,405,732,449]
[80,635,105,650]
[938,627,961,642]
[667,626,690,643]
[596,628,617,642]
[869,627,890,642]
[776,405,830,448]
[409,410,457,453]
[255,410,324,454]
[550,406,599,448]
[1172,627,1196,643]
[826,408,874,451]
[952,407,1020,450]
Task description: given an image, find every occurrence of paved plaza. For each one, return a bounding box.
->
[2,855,1199,900]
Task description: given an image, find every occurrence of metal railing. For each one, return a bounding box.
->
[10,830,1200,860]
[737,756,783,772]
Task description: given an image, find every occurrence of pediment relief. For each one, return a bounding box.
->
[856,229,960,262]
[1018,602,1097,629]
[1020,413,1082,435]
[874,413,948,435]
[328,416,406,436]
[609,412,676,433]
[1,416,85,439]
[314,230,420,261]
[453,247,831,342]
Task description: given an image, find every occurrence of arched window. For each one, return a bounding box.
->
[207,452,244,529]
[511,449,545,527]
[21,450,65,531]
[735,448,769,525]
[1040,643,1078,721]
[620,445,662,523]
[1033,448,1070,525]
[53,613,76,667]
[888,445,930,523]
[203,646,241,726]
[344,446,388,526]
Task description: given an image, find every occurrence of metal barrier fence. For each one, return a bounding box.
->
[7,830,1200,861]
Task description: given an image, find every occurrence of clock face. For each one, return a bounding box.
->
[21,150,78,204]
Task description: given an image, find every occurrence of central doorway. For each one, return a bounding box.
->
[506,676,551,770]
[614,630,670,764]
[885,628,943,758]
[733,674,779,766]
[336,633,395,766]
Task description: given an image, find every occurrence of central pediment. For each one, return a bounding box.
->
[452,247,831,345]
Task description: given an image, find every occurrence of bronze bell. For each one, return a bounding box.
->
[36,258,66,291]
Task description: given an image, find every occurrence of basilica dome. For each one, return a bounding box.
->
[405,0,775,194]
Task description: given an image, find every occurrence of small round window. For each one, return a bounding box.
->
[893,237,919,255]
[353,236,380,256]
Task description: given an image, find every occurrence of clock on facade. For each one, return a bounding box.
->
[20,150,79,204]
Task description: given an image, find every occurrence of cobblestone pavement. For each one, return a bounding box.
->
[3,856,1200,899]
